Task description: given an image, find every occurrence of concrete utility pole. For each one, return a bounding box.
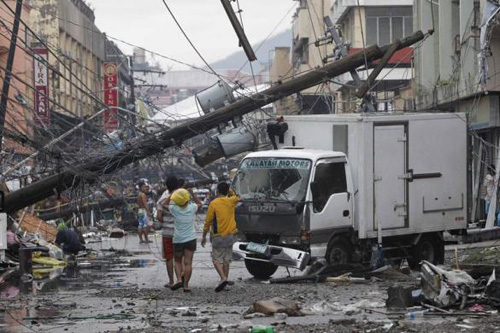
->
[220,0,257,62]
[0,0,23,153]
[3,31,427,213]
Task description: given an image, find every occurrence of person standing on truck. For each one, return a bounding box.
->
[201,182,241,292]
[166,188,202,292]
[156,176,179,288]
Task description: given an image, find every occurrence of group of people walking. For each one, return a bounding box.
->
[147,176,240,292]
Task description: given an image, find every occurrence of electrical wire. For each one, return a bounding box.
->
[160,0,223,80]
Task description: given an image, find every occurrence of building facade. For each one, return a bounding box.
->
[269,0,334,115]
[413,0,500,221]
[0,0,34,160]
[331,0,414,112]
[30,0,106,118]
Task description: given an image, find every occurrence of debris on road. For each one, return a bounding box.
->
[303,299,384,315]
[420,260,476,308]
[325,273,367,285]
[386,285,414,309]
[461,246,500,277]
[252,297,303,317]
[109,227,126,238]
[368,265,417,282]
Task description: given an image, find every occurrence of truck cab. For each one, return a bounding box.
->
[233,149,354,279]
[233,113,467,279]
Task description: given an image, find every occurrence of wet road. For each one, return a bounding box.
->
[1,229,499,332]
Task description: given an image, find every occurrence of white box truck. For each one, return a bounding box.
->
[232,113,468,279]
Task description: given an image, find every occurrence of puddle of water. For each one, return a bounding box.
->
[0,302,63,330]
[0,257,146,297]
[126,259,158,268]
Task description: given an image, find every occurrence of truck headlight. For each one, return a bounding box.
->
[280,236,300,245]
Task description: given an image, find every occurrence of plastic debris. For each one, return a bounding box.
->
[469,304,486,312]
[420,260,475,307]
[303,299,384,315]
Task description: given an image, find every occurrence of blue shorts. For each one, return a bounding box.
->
[138,209,149,229]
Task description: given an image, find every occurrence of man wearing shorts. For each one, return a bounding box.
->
[166,188,202,292]
[202,182,241,292]
[137,181,152,244]
[156,176,178,288]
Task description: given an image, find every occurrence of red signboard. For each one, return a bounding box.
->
[103,62,119,132]
[33,48,50,125]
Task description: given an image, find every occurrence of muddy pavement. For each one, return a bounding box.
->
[1,233,499,332]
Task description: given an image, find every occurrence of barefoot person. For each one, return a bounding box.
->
[166,188,202,292]
[137,181,153,244]
[202,182,241,292]
[156,176,179,288]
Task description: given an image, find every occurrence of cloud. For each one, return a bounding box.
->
[87,0,295,69]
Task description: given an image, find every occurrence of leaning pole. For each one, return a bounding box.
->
[4,30,427,213]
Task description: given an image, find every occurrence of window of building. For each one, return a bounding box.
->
[365,7,413,45]
[312,161,347,212]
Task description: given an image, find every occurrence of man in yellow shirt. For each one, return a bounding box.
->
[202,182,241,292]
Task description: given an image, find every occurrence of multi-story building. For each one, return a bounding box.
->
[331,0,414,112]
[413,0,500,221]
[0,1,34,160]
[288,0,334,114]
[30,0,106,118]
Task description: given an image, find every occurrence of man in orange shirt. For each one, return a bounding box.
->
[202,182,241,292]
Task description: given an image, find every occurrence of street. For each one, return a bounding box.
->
[1,0,500,332]
[1,225,499,332]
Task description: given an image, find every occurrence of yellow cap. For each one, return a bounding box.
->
[171,189,190,206]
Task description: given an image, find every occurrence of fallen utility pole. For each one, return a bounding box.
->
[4,30,428,213]
[356,40,401,98]
[0,0,23,153]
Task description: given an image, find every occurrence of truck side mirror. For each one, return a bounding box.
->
[310,182,319,199]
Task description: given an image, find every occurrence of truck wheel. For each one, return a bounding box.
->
[408,234,444,269]
[245,259,278,280]
[326,237,352,265]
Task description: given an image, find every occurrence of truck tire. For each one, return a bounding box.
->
[408,234,444,269]
[326,237,352,265]
[245,259,278,280]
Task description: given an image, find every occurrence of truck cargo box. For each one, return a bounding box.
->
[276,112,468,239]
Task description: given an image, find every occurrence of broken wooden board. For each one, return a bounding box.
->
[19,213,57,242]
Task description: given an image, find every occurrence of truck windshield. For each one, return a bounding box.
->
[233,158,311,202]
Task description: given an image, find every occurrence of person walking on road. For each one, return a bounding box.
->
[166,188,202,292]
[157,176,179,288]
[202,182,241,292]
[137,181,153,244]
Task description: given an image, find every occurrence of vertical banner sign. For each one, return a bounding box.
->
[33,48,50,125]
[103,62,119,132]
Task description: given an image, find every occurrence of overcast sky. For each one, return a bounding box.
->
[87,0,296,70]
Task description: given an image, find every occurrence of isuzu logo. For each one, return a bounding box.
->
[248,205,276,213]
